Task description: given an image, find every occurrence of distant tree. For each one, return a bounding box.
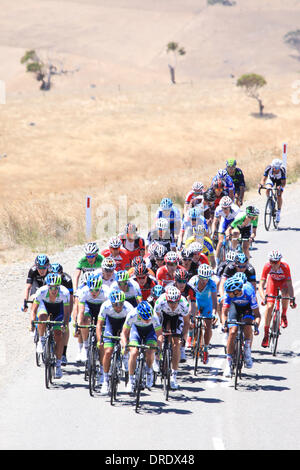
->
[283,29,300,59]
[21,49,80,91]
[236,73,267,116]
[166,42,186,84]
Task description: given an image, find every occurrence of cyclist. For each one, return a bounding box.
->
[211,169,235,200]
[156,251,183,287]
[74,242,104,291]
[219,252,257,297]
[184,224,216,268]
[177,207,209,249]
[188,242,210,274]
[154,197,182,243]
[211,195,240,263]
[226,206,259,259]
[222,277,261,377]
[155,285,190,390]
[147,218,176,253]
[183,181,205,217]
[116,270,142,307]
[118,223,145,264]
[72,271,93,362]
[77,274,110,361]
[97,289,134,395]
[121,301,162,393]
[144,244,167,276]
[30,273,70,379]
[178,247,195,280]
[49,263,74,366]
[147,284,165,308]
[101,236,131,271]
[132,263,158,301]
[94,257,118,288]
[259,250,296,347]
[225,159,246,206]
[23,254,50,311]
[188,264,218,364]
[259,158,286,223]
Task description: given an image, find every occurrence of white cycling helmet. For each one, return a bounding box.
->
[109,236,122,248]
[84,242,99,255]
[192,181,204,193]
[189,241,203,253]
[193,224,205,236]
[164,251,178,264]
[271,158,282,169]
[220,196,232,208]
[101,257,116,270]
[156,218,169,230]
[268,249,282,262]
[165,285,181,302]
[198,263,213,279]
[217,169,228,179]
[226,250,237,262]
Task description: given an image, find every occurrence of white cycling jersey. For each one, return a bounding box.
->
[124,309,161,330]
[99,299,133,321]
[34,285,70,306]
[154,294,189,318]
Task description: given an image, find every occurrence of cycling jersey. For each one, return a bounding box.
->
[263,165,286,184]
[214,203,240,233]
[155,206,181,238]
[101,248,131,271]
[99,300,134,347]
[223,283,258,310]
[147,229,176,251]
[78,284,110,320]
[26,266,49,295]
[118,234,145,263]
[188,276,217,318]
[181,216,208,242]
[184,235,214,259]
[222,262,257,284]
[154,294,189,335]
[132,275,157,301]
[261,261,291,282]
[93,268,118,289]
[117,278,142,307]
[156,264,185,287]
[212,174,235,194]
[124,309,161,346]
[231,212,258,230]
[34,285,70,323]
[76,255,104,273]
[60,272,73,295]
[228,168,245,192]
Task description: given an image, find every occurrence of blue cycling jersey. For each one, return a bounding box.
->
[224,283,258,310]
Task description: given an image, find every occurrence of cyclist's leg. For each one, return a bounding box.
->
[230,227,240,251]
[280,283,289,327]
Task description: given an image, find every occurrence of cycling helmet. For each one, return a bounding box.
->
[225,250,237,262]
[189,242,203,253]
[217,169,228,179]
[197,263,213,279]
[174,267,189,282]
[35,254,49,268]
[134,263,148,277]
[220,196,232,208]
[160,198,173,210]
[87,274,103,290]
[109,289,126,304]
[101,257,116,271]
[45,273,61,287]
[226,159,237,168]
[49,263,63,274]
[234,253,248,264]
[268,249,282,262]
[224,277,244,293]
[153,244,167,259]
[82,271,93,284]
[132,256,144,267]
[246,206,259,217]
[137,301,153,320]
[271,158,282,169]
[109,236,122,249]
[150,284,165,299]
[116,270,129,283]
[180,248,193,260]
[148,241,159,256]
[193,224,205,237]
[212,179,225,190]
[192,182,204,193]
[189,207,201,219]
[84,242,99,255]
[164,251,178,264]
[165,285,181,302]
[156,218,169,230]
[125,222,137,234]
[233,272,247,284]
[204,189,217,202]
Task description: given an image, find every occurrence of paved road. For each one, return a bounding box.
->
[1,184,300,451]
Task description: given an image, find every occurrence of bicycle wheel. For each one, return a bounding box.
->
[270,309,280,356]
[110,352,119,405]
[44,337,54,389]
[193,325,202,376]
[34,330,42,367]
[272,201,278,230]
[264,198,274,231]
[88,347,97,397]
[135,358,144,412]
[162,348,171,401]
[234,339,242,390]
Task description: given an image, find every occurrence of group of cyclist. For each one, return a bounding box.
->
[24,156,296,393]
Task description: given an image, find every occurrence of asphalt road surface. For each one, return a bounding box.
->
[1,183,300,451]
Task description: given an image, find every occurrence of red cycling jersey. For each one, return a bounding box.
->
[101,248,131,271]
[156,265,185,287]
[261,261,291,282]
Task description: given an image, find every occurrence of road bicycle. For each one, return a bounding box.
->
[191,315,206,376]
[76,323,99,396]
[225,320,258,390]
[128,342,157,413]
[259,185,279,231]
[266,293,295,356]
[103,335,124,405]
[160,331,178,401]
[33,320,63,389]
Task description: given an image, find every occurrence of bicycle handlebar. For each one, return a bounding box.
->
[127,342,158,350]
[33,320,63,325]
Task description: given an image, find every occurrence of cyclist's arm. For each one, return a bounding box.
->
[96,317,105,343]
[258,278,266,301]
[286,279,295,299]
[120,324,130,349]
[77,302,86,325]
[30,301,39,329]
[74,268,81,291]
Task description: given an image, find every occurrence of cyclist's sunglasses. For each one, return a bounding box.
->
[86,254,97,259]
[176,279,187,284]
[136,275,147,280]
[90,288,100,293]
[270,260,280,264]
[236,263,247,269]
[229,289,242,296]
[49,286,59,291]
[166,262,177,266]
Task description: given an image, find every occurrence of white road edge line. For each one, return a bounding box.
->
[212,437,226,450]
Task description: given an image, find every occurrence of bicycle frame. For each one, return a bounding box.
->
[128,342,156,412]
[266,293,293,356]
[76,323,98,395]
[259,186,279,231]
[192,315,205,376]
[103,335,122,405]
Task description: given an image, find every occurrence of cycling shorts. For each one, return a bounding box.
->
[219,218,233,234]
[161,313,184,337]
[266,278,288,303]
[103,316,126,348]
[129,324,157,347]
[37,301,64,330]
[266,177,284,191]
[228,304,254,326]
